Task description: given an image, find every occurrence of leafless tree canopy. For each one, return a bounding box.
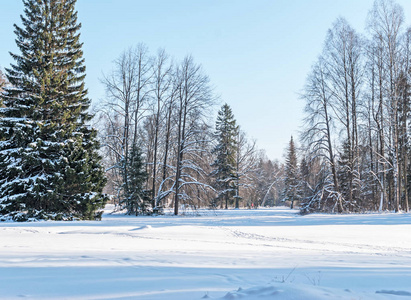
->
[300,0,411,213]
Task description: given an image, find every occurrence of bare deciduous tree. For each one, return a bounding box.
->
[173,56,214,215]
[323,17,363,208]
[301,58,343,213]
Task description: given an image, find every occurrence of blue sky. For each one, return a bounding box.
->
[1,0,411,160]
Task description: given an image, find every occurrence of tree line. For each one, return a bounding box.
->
[286,0,411,213]
[97,46,285,215]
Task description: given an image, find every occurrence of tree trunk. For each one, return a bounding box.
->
[152,98,161,208]
[174,99,183,215]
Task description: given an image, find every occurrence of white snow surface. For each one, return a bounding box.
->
[1,206,411,299]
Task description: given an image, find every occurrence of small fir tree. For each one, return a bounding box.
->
[211,104,238,209]
[282,136,300,209]
[0,0,107,221]
[122,146,148,215]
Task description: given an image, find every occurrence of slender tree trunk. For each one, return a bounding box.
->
[350,62,359,207]
[162,97,173,184]
[344,69,353,207]
[174,99,183,215]
[402,85,409,212]
[152,98,161,207]
[174,84,188,215]
[369,61,377,208]
[378,67,387,211]
[123,96,130,209]
[132,51,144,148]
[225,193,228,209]
[235,146,240,209]
[324,97,342,212]
[394,105,400,212]
[404,152,409,212]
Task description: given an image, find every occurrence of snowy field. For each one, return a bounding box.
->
[1,206,411,299]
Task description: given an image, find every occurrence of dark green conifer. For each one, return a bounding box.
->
[0,0,107,221]
[211,104,238,209]
[283,136,300,209]
[123,146,148,215]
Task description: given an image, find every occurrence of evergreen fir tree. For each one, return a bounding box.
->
[123,146,149,215]
[282,136,300,209]
[211,104,238,209]
[0,0,107,221]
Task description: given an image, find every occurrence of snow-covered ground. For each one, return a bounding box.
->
[1,206,411,299]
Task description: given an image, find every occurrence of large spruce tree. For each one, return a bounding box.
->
[0,0,107,221]
[211,104,238,209]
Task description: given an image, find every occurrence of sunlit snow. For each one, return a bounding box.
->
[0,206,410,299]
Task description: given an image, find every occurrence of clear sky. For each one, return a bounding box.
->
[1,0,411,160]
